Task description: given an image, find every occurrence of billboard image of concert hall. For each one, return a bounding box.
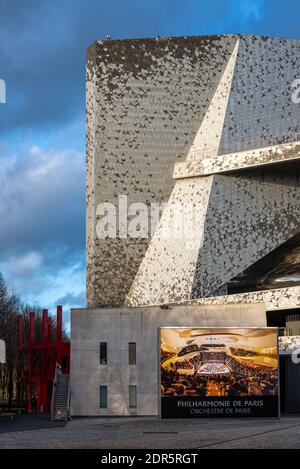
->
[160,327,279,418]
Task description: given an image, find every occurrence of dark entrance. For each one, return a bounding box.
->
[267,309,300,414]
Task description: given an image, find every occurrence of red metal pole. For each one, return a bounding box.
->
[37,381,40,412]
[42,309,48,344]
[29,311,35,346]
[56,305,63,366]
[47,317,52,343]
[29,311,35,407]
[56,305,62,344]
[40,309,48,413]
[28,383,32,413]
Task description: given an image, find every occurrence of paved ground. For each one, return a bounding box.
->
[0,415,300,448]
[0,414,65,433]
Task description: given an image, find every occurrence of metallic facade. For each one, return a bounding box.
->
[86,34,300,309]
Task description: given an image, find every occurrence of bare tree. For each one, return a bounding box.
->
[0,273,70,407]
[0,273,20,405]
[21,305,70,343]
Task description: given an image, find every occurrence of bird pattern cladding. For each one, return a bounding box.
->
[87,34,300,308]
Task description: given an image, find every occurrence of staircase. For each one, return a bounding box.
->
[51,364,70,421]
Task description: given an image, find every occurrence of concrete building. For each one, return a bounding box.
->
[71,34,300,416]
[71,304,266,416]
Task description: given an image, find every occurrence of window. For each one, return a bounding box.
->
[129,385,137,408]
[128,342,136,365]
[100,342,107,364]
[100,386,108,408]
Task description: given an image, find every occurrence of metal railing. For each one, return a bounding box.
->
[50,362,62,420]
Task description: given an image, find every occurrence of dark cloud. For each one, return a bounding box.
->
[0,0,287,136]
[0,146,85,258]
[0,0,165,135]
[1,0,299,137]
[1,0,300,308]
[0,145,85,306]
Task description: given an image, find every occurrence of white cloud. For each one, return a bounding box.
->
[1,251,42,276]
[0,144,85,254]
[231,0,265,22]
[0,144,85,309]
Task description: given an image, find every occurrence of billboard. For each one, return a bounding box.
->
[160,327,279,418]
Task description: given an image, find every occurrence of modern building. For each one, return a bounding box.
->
[71,34,300,416]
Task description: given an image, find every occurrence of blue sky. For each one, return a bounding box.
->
[0,0,299,327]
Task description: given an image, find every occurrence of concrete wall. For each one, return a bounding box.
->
[71,303,266,416]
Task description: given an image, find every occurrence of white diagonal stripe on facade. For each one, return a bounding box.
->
[186,40,240,162]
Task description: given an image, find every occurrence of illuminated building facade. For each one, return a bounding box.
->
[71,34,300,416]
